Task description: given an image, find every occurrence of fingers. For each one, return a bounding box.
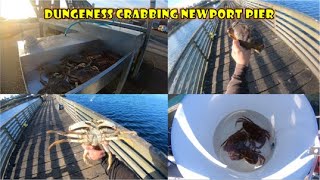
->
[88,149,105,161]
[83,145,106,161]
[233,40,241,50]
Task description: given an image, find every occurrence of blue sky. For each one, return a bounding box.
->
[0,0,201,19]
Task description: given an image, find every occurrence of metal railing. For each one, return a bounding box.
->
[237,0,320,79]
[0,98,42,179]
[169,2,224,94]
[54,95,167,179]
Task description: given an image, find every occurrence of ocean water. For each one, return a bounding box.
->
[66,94,168,154]
[264,0,319,20]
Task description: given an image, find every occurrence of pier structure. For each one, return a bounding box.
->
[0,96,167,179]
[169,0,319,94]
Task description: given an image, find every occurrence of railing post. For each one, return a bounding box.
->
[115,52,135,93]
[2,128,16,144]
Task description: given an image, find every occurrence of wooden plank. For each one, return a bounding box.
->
[294,77,319,94]
[211,40,293,84]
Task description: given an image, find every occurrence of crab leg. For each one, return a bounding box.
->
[48,139,70,150]
[101,143,113,171]
[47,130,86,135]
[229,33,238,41]
[48,138,89,150]
[47,130,89,140]
[235,116,253,126]
[119,131,137,135]
[102,137,121,141]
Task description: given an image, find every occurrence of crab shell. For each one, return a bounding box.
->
[227,21,265,52]
[67,120,119,146]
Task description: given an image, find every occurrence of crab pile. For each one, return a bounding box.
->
[47,119,137,170]
[221,116,270,166]
[38,50,120,94]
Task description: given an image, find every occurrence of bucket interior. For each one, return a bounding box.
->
[213,110,276,172]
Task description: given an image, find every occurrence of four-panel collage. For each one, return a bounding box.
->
[0,0,319,179]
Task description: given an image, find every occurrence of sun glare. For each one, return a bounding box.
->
[0,0,36,20]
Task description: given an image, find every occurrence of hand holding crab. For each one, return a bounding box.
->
[82,144,106,160]
[47,119,137,170]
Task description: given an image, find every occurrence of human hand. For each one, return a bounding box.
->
[82,144,106,161]
[231,40,251,66]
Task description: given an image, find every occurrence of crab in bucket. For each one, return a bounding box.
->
[221,129,265,166]
[221,116,271,167]
[47,119,137,170]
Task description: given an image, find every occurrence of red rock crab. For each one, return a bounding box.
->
[227,21,265,52]
[236,116,271,149]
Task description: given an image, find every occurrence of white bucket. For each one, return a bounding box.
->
[171,94,318,179]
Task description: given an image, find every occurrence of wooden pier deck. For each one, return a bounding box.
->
[203,10,319,94]
[3,97,108,179]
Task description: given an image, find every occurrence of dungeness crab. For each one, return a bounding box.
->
[67,63,100,86]
[47,119,137,170]
[227,21,264,52]
[221,116,270,166]
[38,72,73,94]
[37,50,121,94]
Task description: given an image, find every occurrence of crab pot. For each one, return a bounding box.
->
[18,22,144,94]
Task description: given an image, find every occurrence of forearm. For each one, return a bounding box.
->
[225,64,249,94]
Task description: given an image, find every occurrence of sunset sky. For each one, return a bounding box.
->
[0,0,205,19]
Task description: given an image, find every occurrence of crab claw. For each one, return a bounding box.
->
[227,28,238,41]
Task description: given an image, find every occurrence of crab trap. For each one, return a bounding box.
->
[18,20,144,94]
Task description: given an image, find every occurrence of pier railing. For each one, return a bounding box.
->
[169,2,225,94]
[0,98,42,178]
[54,95,167,179]
[236,0,320,78]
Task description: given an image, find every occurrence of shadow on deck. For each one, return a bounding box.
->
[4,97,107,179]
[203,15,319,94]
